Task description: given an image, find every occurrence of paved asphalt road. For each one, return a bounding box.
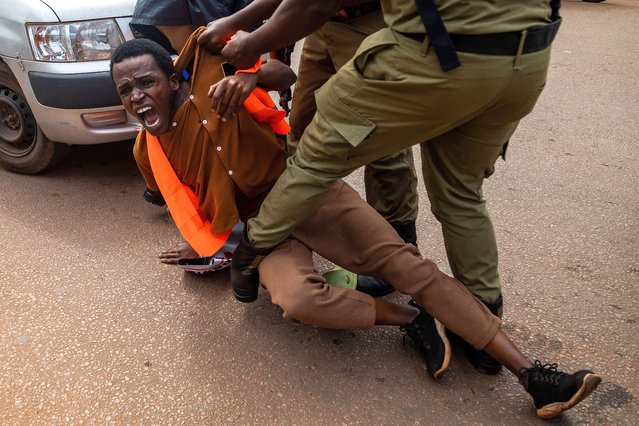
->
[1,1,637,424]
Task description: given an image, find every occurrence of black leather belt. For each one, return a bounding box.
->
[400,18,562,56]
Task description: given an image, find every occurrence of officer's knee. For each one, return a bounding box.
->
[430,197,489,227]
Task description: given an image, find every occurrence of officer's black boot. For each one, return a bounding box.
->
[456,294,503,374]
[391,221,418,247]
[230,228,273,303]
[356,221,417,298]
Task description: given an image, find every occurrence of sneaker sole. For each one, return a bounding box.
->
[432,320,451,380]
[179,261,231,274]
[536,373,602,419]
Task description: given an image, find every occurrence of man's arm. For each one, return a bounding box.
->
[198,0,284,54]
[221,0,344,69]
[256,58,297,92]
[198,0,373,54]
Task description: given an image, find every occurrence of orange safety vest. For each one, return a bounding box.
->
[244,86,290,135]
[145,63,287,256]
[236,57,290,135]
[146,132,231,257]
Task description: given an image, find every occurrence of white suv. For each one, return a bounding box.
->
[0,0,139,173]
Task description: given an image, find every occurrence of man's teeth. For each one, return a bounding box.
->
[137,106,152,114]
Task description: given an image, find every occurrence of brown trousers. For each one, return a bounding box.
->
[258,181,501,350]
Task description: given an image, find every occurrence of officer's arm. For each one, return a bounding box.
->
[257,58,297,92]
[221,0,346,69]
[198,0,284,54]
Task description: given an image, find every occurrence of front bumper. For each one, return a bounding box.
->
[29,70,122,110]
[0,18,141,145]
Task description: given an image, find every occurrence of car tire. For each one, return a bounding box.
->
[0,62,70,174]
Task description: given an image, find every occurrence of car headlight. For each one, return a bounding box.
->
[27,19,124,62]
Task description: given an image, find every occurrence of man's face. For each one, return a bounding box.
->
[112,54,178,136]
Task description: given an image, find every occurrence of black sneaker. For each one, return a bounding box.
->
[522,360,602,419]
[356,275,395,298]
[400,300,451,379]
[143,188,165,206]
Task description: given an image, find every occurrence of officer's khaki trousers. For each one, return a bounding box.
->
[288,14,419,225]
[251,28,552,302]
[258,181,501,350]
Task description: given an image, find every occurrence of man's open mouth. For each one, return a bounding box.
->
[136,106,160,128]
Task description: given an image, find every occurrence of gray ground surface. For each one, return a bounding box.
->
[1,1,637,424]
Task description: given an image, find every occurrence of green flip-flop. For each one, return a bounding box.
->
[322,266,358,289]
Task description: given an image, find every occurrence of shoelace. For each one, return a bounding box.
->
[523,360,567,385]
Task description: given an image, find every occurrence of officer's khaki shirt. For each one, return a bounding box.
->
[133,28,287,234]
[382,0,553,34]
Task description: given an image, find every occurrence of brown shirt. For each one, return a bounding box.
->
[133,28,287,233]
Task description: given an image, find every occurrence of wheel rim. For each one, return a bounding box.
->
[0,87,37,158]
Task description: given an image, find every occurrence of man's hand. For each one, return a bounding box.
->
[208,72,259,121]
[197,0,285,53]
[197,16,236,55]
[218,0,341,66]
[221,30,263,70]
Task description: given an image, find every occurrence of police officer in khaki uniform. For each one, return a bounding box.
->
[202,0,559,373]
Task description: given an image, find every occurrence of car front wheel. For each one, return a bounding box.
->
[0,62,69,174]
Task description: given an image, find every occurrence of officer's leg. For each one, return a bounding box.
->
[287,29,337,153]
[365,148,418,227]
[419,41,551,302]
[247,39,453,247]
[421,128,512,304]
[288,20,369,151]
[322,21,421,242]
